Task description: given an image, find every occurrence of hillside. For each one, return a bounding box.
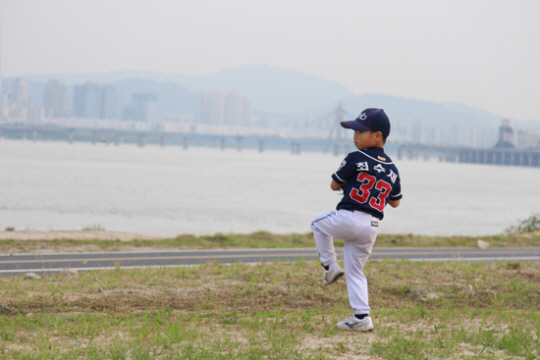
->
[13,64,353,114]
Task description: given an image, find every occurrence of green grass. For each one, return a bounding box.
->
[1,260,539,358]
[1,230,539,254]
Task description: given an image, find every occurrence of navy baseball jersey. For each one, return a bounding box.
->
[331,147,402,220]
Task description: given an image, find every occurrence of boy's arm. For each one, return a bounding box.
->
[388,199,400,208]
[330,179,344,191]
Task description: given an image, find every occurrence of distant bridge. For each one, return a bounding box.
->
[396,143,540,167]
[2,123,539,167]
[0,123,355,156]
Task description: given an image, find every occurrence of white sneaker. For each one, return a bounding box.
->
[336,315,374,332]
[323,263,344,285]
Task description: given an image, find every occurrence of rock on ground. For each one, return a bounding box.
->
[477,239,490,249]
[24,272,41,280]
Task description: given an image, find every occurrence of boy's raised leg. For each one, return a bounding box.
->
[311,211,344,285]
[311,211,338,265]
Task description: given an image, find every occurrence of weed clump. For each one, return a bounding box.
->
[506,213,540,234]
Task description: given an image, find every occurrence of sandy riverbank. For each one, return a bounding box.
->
[0,230,172,241]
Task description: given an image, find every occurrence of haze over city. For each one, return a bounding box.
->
[1,0,539,122]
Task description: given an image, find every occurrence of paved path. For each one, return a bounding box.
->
[1,248,539,275]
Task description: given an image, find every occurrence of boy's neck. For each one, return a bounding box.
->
[373,140,385,148]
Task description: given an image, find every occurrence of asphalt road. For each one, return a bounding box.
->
[1,247,539,276]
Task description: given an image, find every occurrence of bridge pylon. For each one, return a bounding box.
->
[327,103,348,142]
[325,103,351,155]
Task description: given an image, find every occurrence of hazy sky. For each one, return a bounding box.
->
[1,0,539,120]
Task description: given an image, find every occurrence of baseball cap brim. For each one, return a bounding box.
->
[340,120,372,132]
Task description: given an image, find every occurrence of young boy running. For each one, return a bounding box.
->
[311,108,402,332]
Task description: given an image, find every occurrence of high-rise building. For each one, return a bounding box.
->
[73,84,86,117]
[195,92,224,125]
[194,93,208,124]
[410,118,426,144]
[8,79,31,109]
[43,79,68,117]
[516,129,540,149]
[207,92,224,125]
[101,85,119,119]
[73,82,101,118]
[27,104,44,124]
[73,82,119,119]
[0,93,8,120]
[122,93,158,123]
[196,91,251,127]
[224,93,251,126]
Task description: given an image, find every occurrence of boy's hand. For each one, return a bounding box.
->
[330,180,343,191]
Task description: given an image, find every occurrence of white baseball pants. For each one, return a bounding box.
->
[311,209,379,314]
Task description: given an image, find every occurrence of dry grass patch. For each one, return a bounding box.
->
[1,260,539,359]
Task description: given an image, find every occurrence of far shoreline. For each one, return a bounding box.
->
[0,230,173,241]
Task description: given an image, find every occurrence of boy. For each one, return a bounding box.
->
[311,108,402,332]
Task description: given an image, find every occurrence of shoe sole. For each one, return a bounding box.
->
[337,325,374,332]
[324,271,344,286]
[338,328,373,332]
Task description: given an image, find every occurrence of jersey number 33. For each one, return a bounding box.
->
[350,173,392,211]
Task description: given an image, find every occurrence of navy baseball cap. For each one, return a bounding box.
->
[340,108,390,139]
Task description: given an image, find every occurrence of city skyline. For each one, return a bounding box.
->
[1,76,259,135]
[1,0,539,122]
[4,73,539,150]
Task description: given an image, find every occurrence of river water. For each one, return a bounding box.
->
[1,139,538,236]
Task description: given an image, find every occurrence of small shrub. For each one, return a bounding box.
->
[507,262,520,270]
[506,213,540,234]
[4,227,15,231]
